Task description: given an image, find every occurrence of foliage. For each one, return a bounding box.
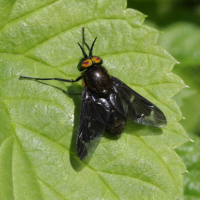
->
[128,0,200,198]
[0,0,190,199]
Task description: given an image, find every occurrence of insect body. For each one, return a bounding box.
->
[20,28,167,161]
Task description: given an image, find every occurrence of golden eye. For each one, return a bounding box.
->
[81,59,92,68]
[91,56,101,63]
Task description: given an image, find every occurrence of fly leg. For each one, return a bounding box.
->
[106,109,126,137]
[19,75,82,95]
[62,90,81,95]
[19,75,82,83]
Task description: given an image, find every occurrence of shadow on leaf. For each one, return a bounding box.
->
[125,120,163,136]
[29,79,86,171]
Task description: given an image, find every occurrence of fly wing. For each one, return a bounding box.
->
[110,76,167,128]
[76,86,110,161]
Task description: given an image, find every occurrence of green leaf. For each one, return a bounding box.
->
[157,22,200,199]
[158,22,200,66]
[176,133,200,200]
[157,22,200,134]
[172,66,200,134]
[0,0,189,199]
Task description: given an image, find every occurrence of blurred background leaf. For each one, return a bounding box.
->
[128,0,200,199]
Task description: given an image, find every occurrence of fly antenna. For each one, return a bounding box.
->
[82,27,90,52]
[89,37,97,57]
[77,42,87,58]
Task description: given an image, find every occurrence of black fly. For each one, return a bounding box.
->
[20,28,167,161]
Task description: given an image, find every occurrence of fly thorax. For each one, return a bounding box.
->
[83,66,113,97]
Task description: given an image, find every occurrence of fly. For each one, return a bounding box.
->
[20,28,167,161]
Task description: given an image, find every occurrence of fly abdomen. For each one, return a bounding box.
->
[106,108,126,137]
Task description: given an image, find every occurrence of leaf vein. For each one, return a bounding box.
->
[136,136,177,191]
[12,127,45,200]
[0,0,60,33]
[98,171,166,196]
[96,173,120,200]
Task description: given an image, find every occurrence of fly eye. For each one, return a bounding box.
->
[91,56,102,64]
[81,59,92,68]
